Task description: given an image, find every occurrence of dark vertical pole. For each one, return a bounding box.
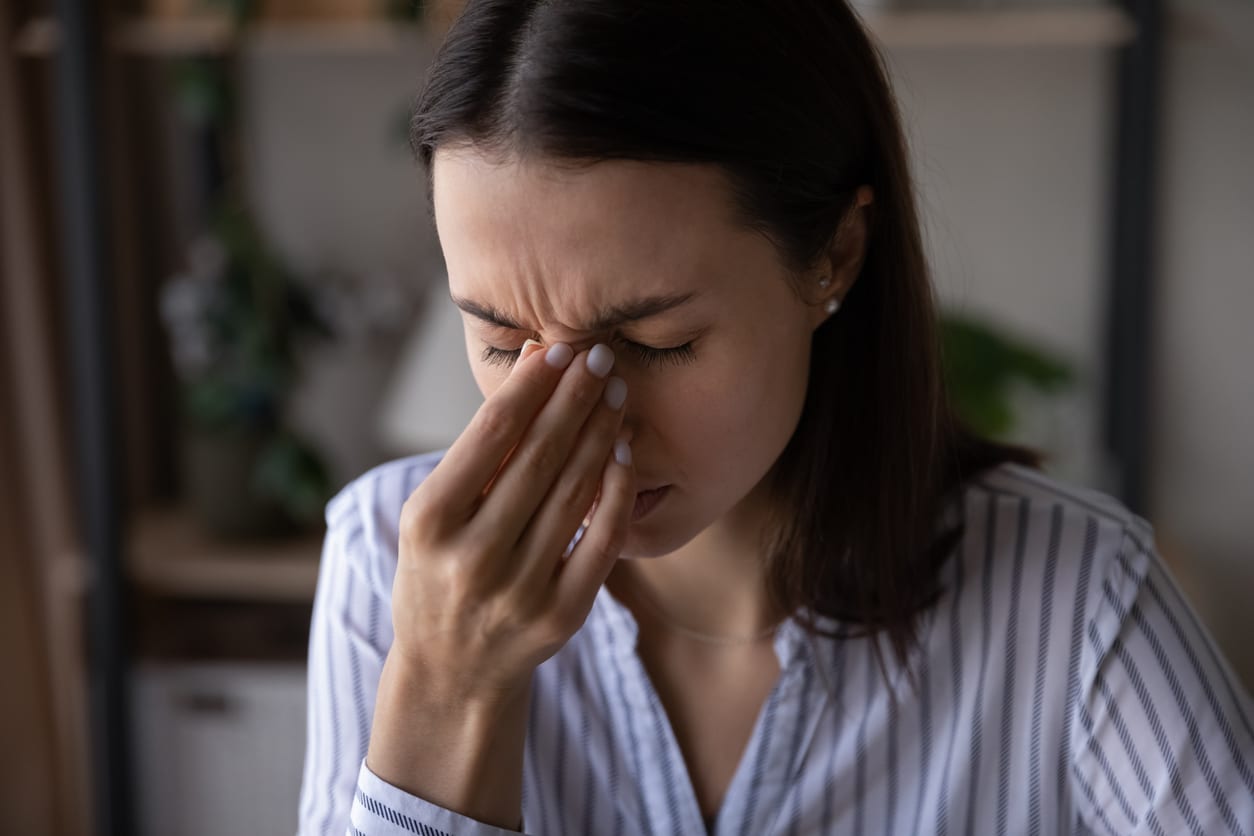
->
[1102,0,1164,514]
[52,1,134,834]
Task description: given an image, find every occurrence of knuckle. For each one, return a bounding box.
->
[555,469,600,510]
[567,372,602,406]
[474,403,523,447]
[437,553,483,604]
[521,437,563,476]
[533,612,573,650]
[399,495,432,541]
[591,530,626,565]
[401,488,450,541]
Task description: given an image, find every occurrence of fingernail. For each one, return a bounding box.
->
[545,342,574,369]
[521,338,545,360]
[603,376,627,410]
[587,343,615,378]
[614,437,632,466]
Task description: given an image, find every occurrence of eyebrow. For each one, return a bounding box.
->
[449,290,698,333]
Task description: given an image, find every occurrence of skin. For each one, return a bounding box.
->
[365,147,871,828]
[435,147,872,640]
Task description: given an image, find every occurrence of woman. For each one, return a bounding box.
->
[298,2,1254,834]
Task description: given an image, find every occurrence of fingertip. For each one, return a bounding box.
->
[613,437,632,468]
[520,338,545,361]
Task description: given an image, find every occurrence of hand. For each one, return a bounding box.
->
[390,340,635,703]
[365,340,632,827]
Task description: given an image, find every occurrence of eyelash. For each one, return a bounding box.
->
[481,338,697,369]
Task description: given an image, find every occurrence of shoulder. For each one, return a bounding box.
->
[322,448,451,592]
[963,460,1154,551]
[947,461,1162,660]
[955,461,1157,583]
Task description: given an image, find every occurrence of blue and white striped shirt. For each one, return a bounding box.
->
[297,450,1254,835]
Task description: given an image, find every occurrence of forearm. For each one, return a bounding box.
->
[365,649,530,831]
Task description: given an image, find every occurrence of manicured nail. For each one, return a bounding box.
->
[521,338,545,358]
[545,343,573,369]
[587,343,615,378]
[613,436,632,466]
[603,377,627,410]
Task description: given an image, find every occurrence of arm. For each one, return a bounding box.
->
[303,342,636,836]
[364,650,530,831]
[1070,525,1254,835]
[297,488,532,836]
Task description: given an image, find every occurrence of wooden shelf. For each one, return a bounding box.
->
[14,17,432,57]
[15,6,1137,57]
[861,6,1136,48]
[127,506,324,602]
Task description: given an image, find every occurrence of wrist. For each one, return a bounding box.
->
[366,649,531,830]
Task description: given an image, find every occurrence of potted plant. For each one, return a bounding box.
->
[160,199,335,539]
[939,310,1077,440]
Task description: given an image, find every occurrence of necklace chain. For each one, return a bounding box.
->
[626,576,784,646]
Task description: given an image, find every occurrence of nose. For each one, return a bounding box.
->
[537,336,613,361]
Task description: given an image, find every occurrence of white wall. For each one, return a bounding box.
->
[1150,0,1254,681]
[884,44,1112,491]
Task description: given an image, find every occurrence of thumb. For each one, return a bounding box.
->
[520,338,545,361]
[509,338,546,378]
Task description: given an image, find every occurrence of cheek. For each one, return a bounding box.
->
[647,357,803,457]
[464,333,507,399]
[631,370,750,450]
[469,363,501,400]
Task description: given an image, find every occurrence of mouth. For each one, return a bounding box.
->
[632,485,670,522]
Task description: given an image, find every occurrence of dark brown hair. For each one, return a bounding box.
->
[409,0,1045,668]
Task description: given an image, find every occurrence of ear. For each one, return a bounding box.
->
[807,185,873,332]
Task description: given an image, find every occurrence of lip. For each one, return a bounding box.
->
[632,485,670,522]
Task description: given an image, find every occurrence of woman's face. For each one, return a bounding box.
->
[433,149,831,559]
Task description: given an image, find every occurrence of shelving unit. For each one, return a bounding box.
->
[15,6,1137,56]
[127,508,323,602]
[865,6,1135,47]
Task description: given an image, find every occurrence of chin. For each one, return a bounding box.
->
[616,515,701,560]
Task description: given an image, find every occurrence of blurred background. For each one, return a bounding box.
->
[1,0,1251,834]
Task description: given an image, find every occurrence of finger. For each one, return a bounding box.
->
[553,429,635,618]
[473,344,617,552]
[512,374,627,597]
[417,339,570,527]
[480,340,547,496]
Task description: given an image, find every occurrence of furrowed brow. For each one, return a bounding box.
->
[449,290,697,332]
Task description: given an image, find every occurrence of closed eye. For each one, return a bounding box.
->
[480,338,696,369]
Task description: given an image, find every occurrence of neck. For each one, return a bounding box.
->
[607,478,786,641]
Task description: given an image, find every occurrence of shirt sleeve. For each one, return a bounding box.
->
[297,487,392,835]
[1070,523,1254,836]
[349,761,531,836]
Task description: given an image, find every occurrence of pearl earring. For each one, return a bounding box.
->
[818,277,839,315]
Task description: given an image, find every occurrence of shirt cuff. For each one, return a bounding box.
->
[349,760,527,836]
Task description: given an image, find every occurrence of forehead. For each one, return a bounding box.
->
[432,150,758,322]
[431,148,743,241]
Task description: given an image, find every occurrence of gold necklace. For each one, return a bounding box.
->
[625,576,785,647]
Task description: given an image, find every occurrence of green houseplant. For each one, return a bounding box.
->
[160,200,336,538]
[157,0,346,538]
[939,311,1077,441]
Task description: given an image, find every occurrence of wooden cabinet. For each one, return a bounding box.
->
[131,662,308,836]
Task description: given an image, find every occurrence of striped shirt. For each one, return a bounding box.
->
[297,450,1254,835]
